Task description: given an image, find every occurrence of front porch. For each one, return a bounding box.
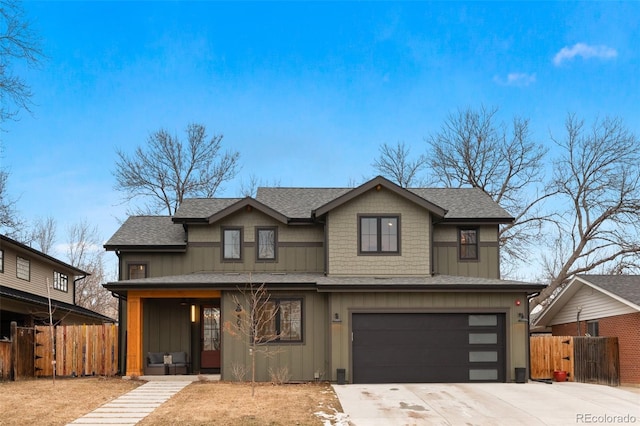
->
[124,289,222,377]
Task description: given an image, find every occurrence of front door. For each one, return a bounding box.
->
[201,304,221,370]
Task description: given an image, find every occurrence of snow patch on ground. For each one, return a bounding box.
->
[315,407,351,426]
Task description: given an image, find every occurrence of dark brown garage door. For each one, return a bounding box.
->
[352,313,506,383]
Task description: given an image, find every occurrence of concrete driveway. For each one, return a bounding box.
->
[332,382,640,425]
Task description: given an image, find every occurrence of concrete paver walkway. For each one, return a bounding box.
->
[67,380,190,426]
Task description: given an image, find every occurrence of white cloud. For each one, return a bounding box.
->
[493,73,536,87]
[553,43,617,66]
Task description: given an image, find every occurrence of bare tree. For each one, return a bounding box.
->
[0,0,44,123]
[531,115,640,308]
[0,0,43,236]
[31,215,56,254]
[66,220,117,318]
[223,279,282,397]
[372,141,428,188]
[238,174,281,197]
[426,105,550,264]
[0,165,24,236]
[113,123,240,215]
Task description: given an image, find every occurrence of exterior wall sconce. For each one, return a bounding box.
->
[190,305,196,323]
[518,312,528,323]
[235,303,243,327]
[332,313,342,323]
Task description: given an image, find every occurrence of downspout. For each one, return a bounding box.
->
[114,249,126,375]
[110,291,127,375]
[526,291,539,382]
[321,216,328,276]
[73,274,87,306]
[430,215,435,275]
[576,306,582,336]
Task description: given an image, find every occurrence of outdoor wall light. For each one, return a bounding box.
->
[190,305,196,323]
[332,313,342,323]
[235,303,243,327]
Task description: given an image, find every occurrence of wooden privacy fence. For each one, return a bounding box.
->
[0,324,36,380]
[530,335,619,386]
[573,337,619,386]
[35,324,119,377]
[0,322,118,380]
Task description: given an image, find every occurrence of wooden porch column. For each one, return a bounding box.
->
[126,295,143,376]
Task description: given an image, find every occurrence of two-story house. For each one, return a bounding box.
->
[0,234,114,338]
[104,176,545,383]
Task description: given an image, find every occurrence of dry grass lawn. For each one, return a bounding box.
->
[0,377,345,426]
[139,380,344,425]
[0,377,141,425]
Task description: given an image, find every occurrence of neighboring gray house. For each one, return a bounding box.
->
[1,234,114,338]
[104,176,545,383]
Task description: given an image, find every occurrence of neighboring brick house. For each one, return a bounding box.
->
[104,176,545,383]
[0,234,114,338]
[532,275,640,385]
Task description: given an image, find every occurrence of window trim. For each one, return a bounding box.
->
[127,262,148,280]
[0,249,4,273]
[222,227,243,262]
[358,214,401,255]
[256,297,304,344]
[256,227,277,262]
[459,227,479,261]
[16,256,30,281]
[53,271,69,292]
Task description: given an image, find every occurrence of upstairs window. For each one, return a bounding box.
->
[0,249,4,273]
[128,263,147,280]
[17,256,30,281]
[459,228,478,260]
[257,227,277,261]
[222,227,242,261]
[53,271,68,292]
[359,216,399,254]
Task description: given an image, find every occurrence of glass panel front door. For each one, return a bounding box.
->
[201,304,220,369]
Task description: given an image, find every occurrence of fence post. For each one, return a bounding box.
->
[10,321,17,381]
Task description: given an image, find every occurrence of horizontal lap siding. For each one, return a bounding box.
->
[2,246,76,304]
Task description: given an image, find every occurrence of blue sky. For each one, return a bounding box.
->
[1,1,638,273]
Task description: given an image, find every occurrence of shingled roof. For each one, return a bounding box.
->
[410,188,513,220]
[105,177,513,249]
[104,216,186,249]
[575,274,640,306]
[256,187,351,218]
[173,198,243,221]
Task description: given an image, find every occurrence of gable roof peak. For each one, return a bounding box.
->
[313,175,448,217]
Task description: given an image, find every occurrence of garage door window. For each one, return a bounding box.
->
[469,351,498,362]
[469,333,498,344]
[469,369,498,381]
[469,314,497,326]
